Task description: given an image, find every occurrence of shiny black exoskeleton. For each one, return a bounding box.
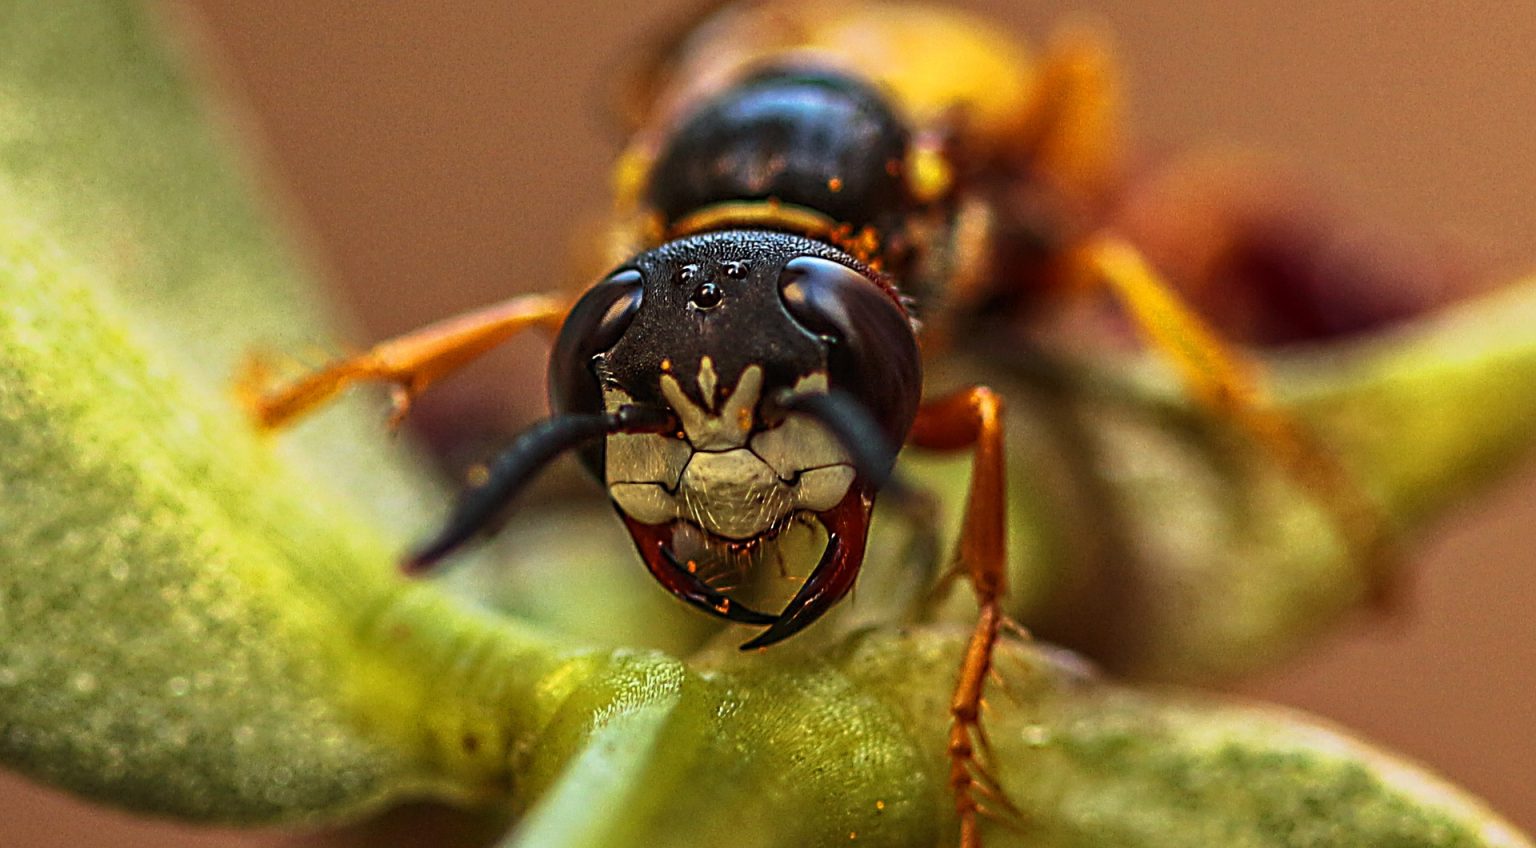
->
[646,69,913,232]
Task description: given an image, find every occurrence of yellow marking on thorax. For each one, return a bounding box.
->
[904,141,953,204]
[612,142,654,212]
[669,201,840,243]
[668,201,886,266]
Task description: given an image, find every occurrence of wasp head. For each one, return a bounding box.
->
[548,230,921,647]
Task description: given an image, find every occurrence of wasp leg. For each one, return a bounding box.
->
[237,293,568,431]
[1070,235,1398,605]
[908,386,1016,848]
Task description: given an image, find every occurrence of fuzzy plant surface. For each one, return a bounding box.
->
[1,2,1535,847]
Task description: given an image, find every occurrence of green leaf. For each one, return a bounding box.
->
[0,0,548,823]
[490,630,1534,848]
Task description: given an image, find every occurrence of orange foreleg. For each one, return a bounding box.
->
[238,293,567,431]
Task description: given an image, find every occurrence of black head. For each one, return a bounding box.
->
[546,229,922,646]
[549,230,921,474]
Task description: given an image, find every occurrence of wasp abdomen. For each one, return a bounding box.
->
[646,69,912,230]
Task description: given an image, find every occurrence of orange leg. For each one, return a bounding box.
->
[237,293,567,431]
[1069,235,1397,604]
[909,386,1020,848]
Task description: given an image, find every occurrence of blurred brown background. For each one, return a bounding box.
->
[5,1,1534,844]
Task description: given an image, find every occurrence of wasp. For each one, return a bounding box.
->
[242,2,1392,843]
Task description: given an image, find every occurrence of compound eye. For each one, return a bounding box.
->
[777,256,920,444]
[548,269,643,416]
[778,256,861,340]
[585,269,645,352]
